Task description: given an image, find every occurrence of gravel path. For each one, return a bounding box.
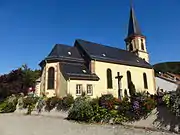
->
[0,113,177,135]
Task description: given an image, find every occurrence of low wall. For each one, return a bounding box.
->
[124,106,180,133]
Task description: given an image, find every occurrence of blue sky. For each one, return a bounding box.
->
[0,0,179,74]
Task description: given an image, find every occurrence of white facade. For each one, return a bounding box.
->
[155,77,178,92]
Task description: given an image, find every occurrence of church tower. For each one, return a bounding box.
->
[124,5,149,63]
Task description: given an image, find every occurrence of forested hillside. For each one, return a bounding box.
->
[153,62,180,74]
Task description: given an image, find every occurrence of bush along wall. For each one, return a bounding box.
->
[0,92,156,124]
[0,94,18,113]
[0,93,75,115]
[67,93,157,124]
[162,90,180,117]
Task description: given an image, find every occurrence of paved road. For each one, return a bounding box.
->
[0,113,176,135]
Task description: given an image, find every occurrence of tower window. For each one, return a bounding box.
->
[107,68,113,89]
[141,39,144,50]
[129,44,133,51]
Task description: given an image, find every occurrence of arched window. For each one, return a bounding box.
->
[143,73,148,89]
[48,67,55,89]
[127,71,136,96]
[127,71,132,88]
[129,44,133,51]
[141,39,144,50]
[107,69,113,89]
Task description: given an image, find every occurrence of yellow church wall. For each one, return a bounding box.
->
[39,60,156,98]
[59,65,68,98]
[65,60,156,99]
[35,81,41,96]
[94,60,156,97]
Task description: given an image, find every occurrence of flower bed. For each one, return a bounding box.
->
[68,93,157,124]
[0,92,156,124]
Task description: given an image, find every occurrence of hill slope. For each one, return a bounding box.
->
[153,62,180,74]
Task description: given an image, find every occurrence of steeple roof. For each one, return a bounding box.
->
[127,5,143,37]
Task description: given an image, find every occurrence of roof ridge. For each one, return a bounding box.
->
[76,39,130,52]
[61,62,84,66]
[55,43,73,47]
[76,39,144,58]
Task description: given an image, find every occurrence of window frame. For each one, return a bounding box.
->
[87,84,93,96]
[129,44,133,51]
[76,84,83,96]
[141,39,144,50]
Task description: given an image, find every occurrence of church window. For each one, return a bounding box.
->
[127,71,132,88]
[129,44,133,51]
[76,84,83,95]
[143,73,148,89]
[141,39,144,50]
[47,67,55,89]
[87,84,93,95]
[107,68,113,89]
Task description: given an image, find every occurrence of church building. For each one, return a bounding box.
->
[37,6,156,98]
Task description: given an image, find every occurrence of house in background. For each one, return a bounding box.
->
[36,5,156,98]
[155,72,180,92]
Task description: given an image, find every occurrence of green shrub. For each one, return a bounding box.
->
[23,96,39,115]
[0,95,18,113]
[0,102,17,113]
[91,105,109,123]
[56,98,63,111]
[62,94,74,111]
[36,97,46,113]
[56,94,74,111]
[170,93,180,117]
[45,96,59,112]
[68,97,94,122]
[128,81,136,96]
[90,97,99,107]
[118,97,131,115]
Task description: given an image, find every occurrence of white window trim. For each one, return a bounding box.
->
[87,84,93,96]
[76,84,83,96]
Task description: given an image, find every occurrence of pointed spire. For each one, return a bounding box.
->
[127,2,143,37]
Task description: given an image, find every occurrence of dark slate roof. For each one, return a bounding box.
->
[60,63,99,81]
[46,44,84,62]
[76,39,152,69]
[127,6,143,37]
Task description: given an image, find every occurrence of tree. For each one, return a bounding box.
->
[0,64,41,99]
[128,81,136,97]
